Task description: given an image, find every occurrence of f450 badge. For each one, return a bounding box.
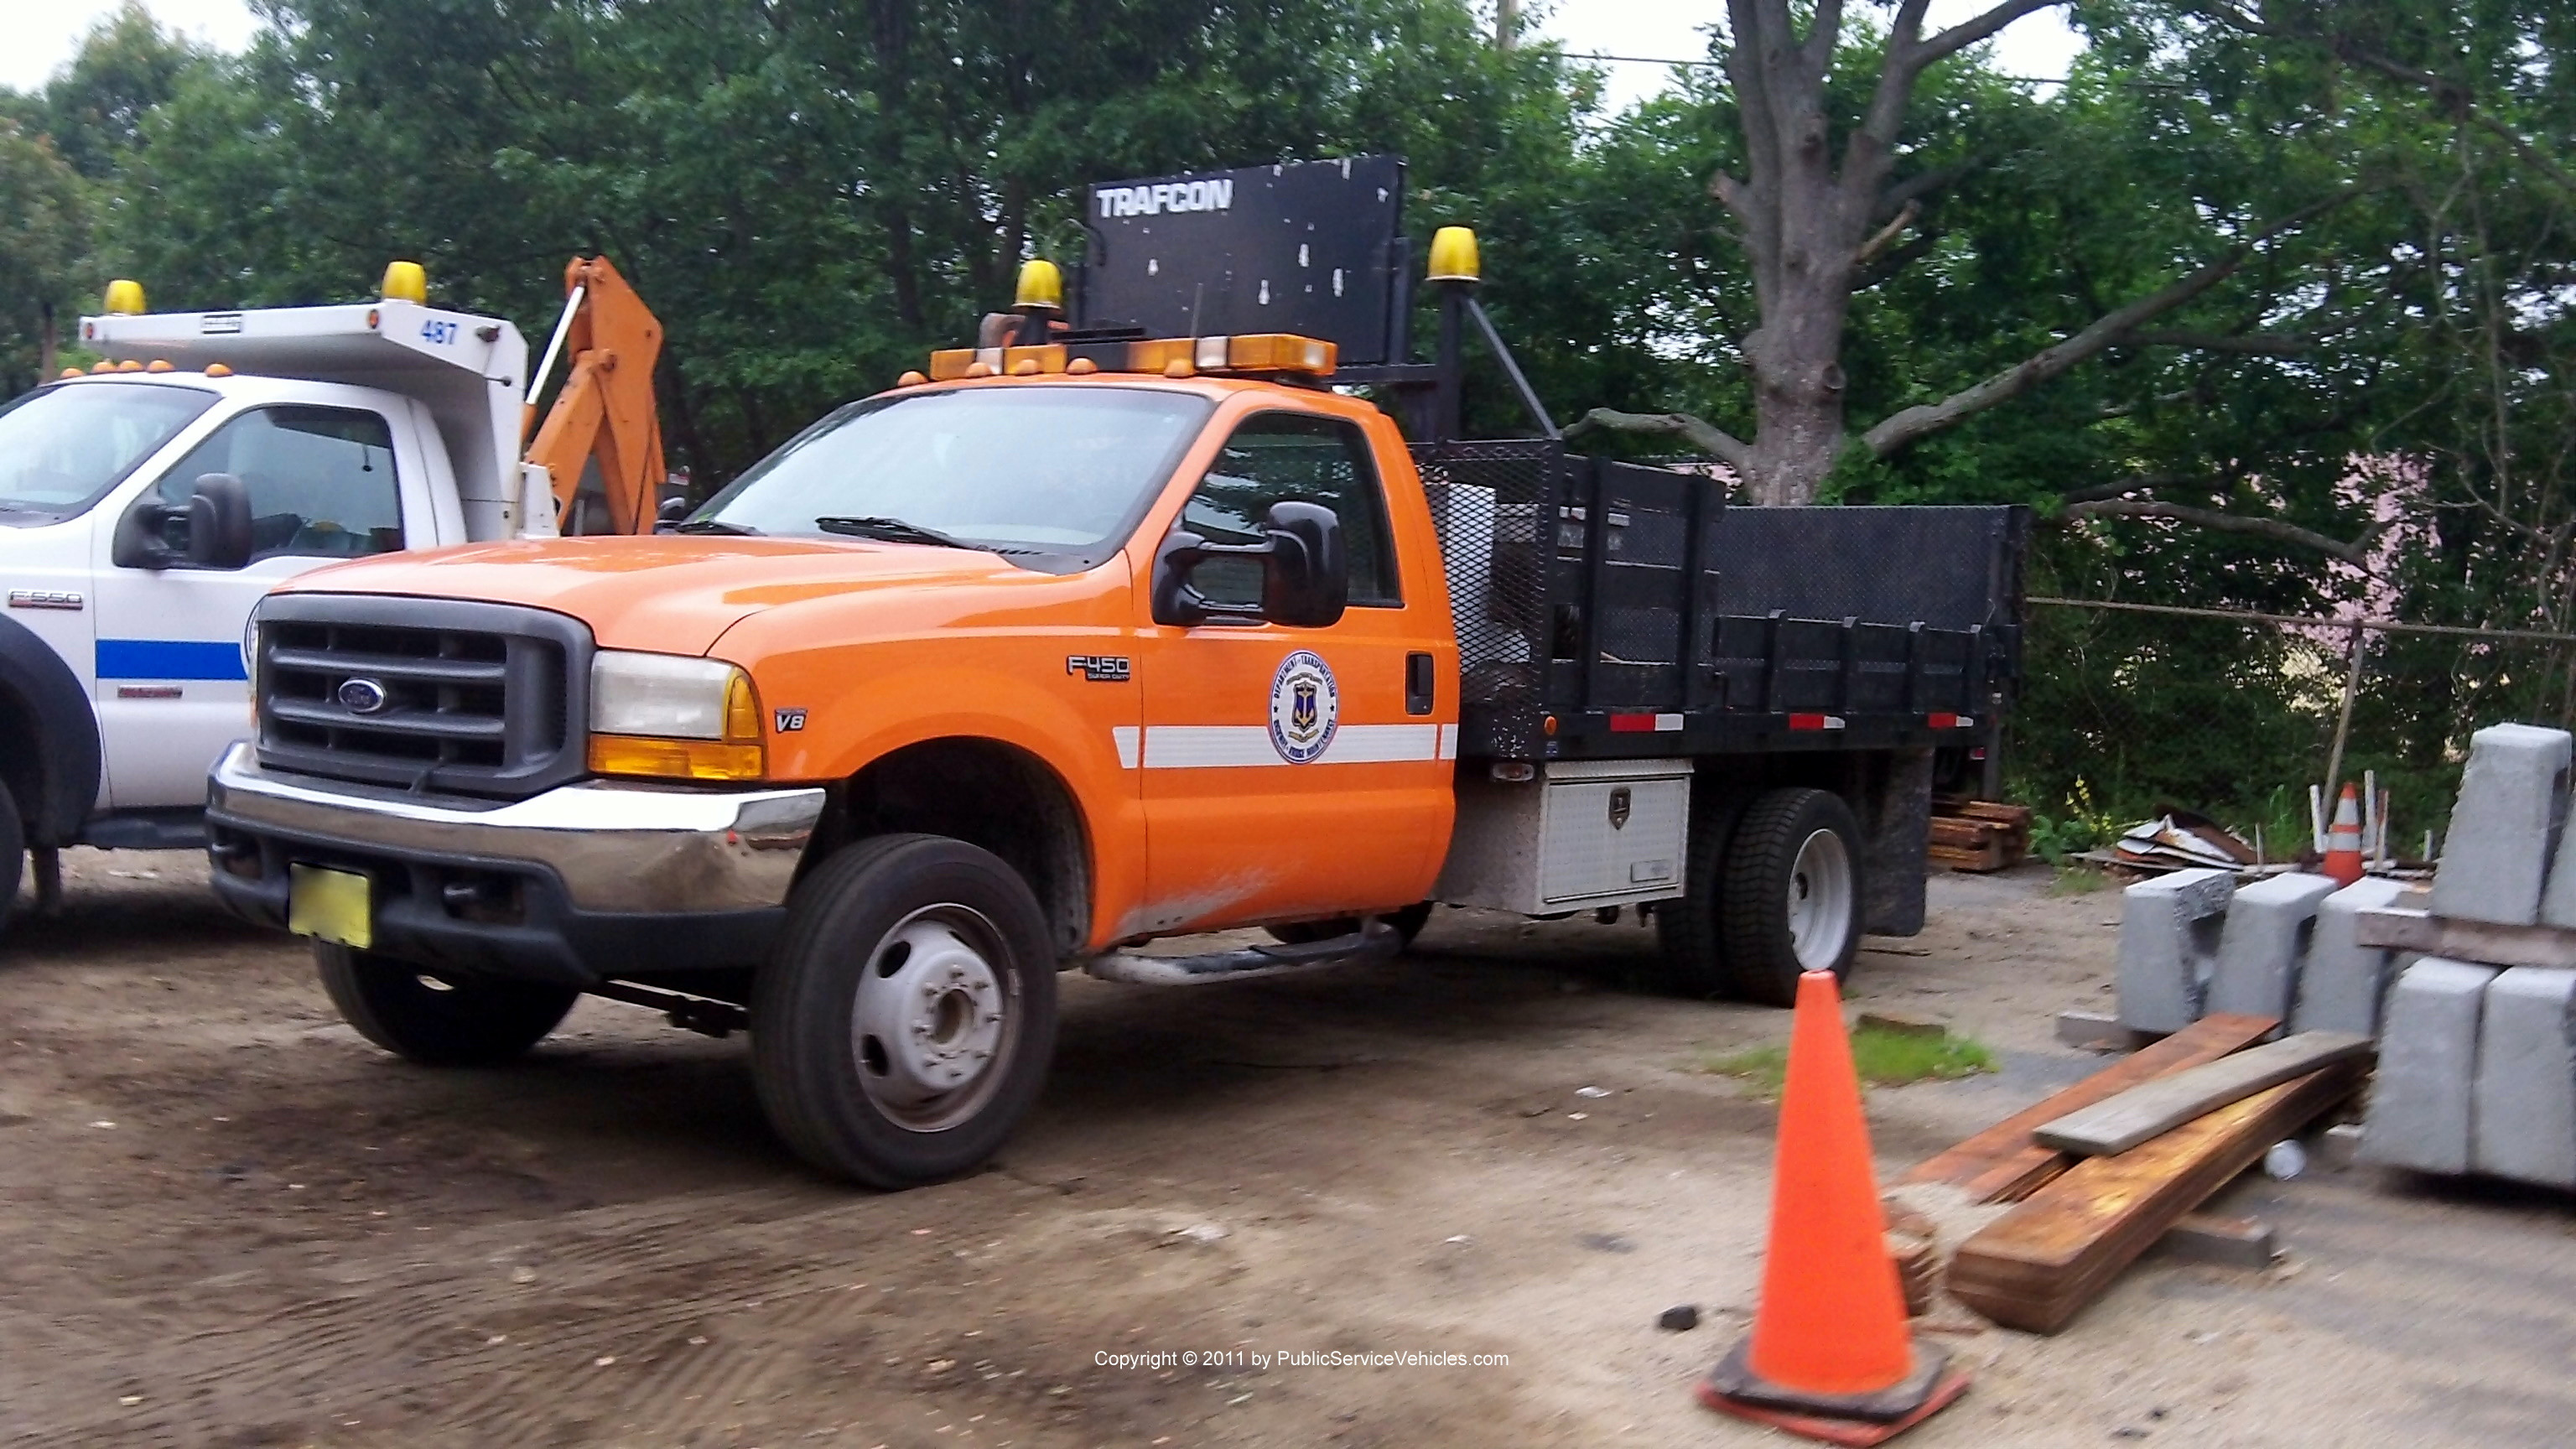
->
[1067,655,1132,683]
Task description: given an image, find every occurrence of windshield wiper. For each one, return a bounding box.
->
[815,515,974,549]
[673,517,761,535]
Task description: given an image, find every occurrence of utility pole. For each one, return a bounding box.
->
[1496,0,1518,49]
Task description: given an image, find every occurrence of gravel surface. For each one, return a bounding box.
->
[3,851,2572,1446]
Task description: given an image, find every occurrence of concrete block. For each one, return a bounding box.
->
[2359,958,2498,1174]
[2208,872,2340,1030]
[2292,876,2412,1037]
[2470,966,2576,1187]
[2116,868,2236,1034]
[2542,796,2576,928]
[2431,723,2571,926]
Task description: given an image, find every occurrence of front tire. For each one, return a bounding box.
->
[751,834,1059,1189]
[316,945,579,1065]
[1719,787,1865,1007]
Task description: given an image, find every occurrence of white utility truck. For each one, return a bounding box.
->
[0,259,667,934]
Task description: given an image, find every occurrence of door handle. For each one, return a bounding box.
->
[1405,652,1435,716]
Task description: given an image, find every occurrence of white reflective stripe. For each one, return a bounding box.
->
[1320,723,1440,764]
[1111,725,1141,770]
[1143,726,1279,769]
[1134,724,1449,769]
[1654,713,1684,731]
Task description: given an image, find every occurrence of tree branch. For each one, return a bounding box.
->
[1860,187,2367,458]
[1909,0,2067,75]
[2120,330,2317,354]
[1567,408,1757,473]
[2058,474,2185,505]
[2061,499,2390,566]
[1854,200,1920,266]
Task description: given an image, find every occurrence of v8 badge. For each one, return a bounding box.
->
[774,708,808,732]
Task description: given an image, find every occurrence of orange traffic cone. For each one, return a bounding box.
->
[2321,783,2366,886]
[1697,969,1970,1446]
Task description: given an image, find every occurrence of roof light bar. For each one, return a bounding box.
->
[924,331,1337,383]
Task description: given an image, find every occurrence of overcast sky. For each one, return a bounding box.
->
[4,1,2085,110]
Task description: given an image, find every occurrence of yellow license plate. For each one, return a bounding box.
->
[288,865,374,950]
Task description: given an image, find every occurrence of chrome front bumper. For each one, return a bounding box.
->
[206,743,826,914]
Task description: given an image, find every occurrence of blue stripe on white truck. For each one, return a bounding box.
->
[96,639,249,681]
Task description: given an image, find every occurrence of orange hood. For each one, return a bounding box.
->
[277,535,1032,655]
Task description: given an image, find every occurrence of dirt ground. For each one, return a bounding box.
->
[4,851,2574,1449]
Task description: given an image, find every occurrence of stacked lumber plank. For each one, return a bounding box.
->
[1902,1015,2369,1334]
[1929,797,2032,873]
[1899,1014,2277,1203]
[1947,1060,2364,1332]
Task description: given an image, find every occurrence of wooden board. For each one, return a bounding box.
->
[2033,1031,2374,1156]
[1947,1062,2361,1333]
[1929,840,2009,873]
[2355,906,2576,970]
[1898,1013,2278,1203]
[1930,816,2008,849]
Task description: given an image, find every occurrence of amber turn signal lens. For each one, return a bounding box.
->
[587,734,766,782]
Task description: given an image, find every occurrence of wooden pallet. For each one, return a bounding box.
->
[1928,797,2031,873]
[2355,906,2576,969]
[1947,1060,2362,1332]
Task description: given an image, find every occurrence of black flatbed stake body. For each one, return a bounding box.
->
[1071,156,2026,771]
[1415,439,2024,765]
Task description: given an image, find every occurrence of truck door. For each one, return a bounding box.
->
[91,404,418,808]
[1133,409,1456,932]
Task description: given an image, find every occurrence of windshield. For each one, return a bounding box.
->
[693,386,1214,567]
[0,382,219,524]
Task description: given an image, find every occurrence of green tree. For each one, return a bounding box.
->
[0,122,88,392]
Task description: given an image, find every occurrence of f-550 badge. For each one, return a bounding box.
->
[1067,655,1131,683]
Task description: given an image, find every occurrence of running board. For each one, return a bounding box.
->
[1083,920,1401,985]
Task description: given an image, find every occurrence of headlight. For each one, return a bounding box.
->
[587,650,766,781]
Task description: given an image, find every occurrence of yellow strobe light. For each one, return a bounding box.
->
[104,279,146,314]
[1426,226,1482,284]
[1015,258,1064,312]
[381,261,428,304]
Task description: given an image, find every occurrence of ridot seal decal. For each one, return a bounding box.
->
[1268,650,1339,764]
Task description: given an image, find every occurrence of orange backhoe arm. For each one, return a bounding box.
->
[522,255,667,535]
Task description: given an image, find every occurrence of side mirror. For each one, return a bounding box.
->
[1151,500,1348,629]
[112,473,256,570]
[184,474,256,569]
[653,496,691,534]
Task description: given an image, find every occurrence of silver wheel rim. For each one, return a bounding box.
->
[850,903,1017,1133]
[1785,828,1855,973]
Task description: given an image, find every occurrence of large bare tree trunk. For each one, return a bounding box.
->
[1575,0,2350,511]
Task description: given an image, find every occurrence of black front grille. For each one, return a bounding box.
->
[254,594,591,799]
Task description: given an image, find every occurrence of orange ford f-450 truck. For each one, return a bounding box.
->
[204,158,2024,1187]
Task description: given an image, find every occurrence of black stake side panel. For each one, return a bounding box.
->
[1412,439,2027,761]
[1079,156,1407,366]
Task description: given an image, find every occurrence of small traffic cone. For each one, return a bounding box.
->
[2321,783,2366,887]
[1696,970,1970,1446]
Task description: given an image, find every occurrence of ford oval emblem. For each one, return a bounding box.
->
[336,678,390,714]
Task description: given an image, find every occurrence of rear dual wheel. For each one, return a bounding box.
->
[1656,787,1863,1007]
